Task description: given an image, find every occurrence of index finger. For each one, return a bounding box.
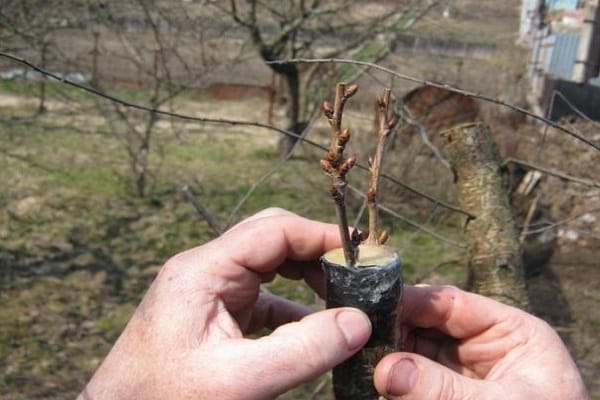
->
[214,208,342,274]
[144,209,341,340]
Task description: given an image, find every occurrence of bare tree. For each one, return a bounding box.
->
[91,1,214,197]
[0,0,103,113]
[211,0,438,154]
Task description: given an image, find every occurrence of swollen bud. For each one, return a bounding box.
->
[376,94,387,109]
[345,83,359,98]
[320,159,333,173]
[339,156,356,176]
[339,128,351,145]
[378,230,389,245]
[387,114,400,129]
[367,187,376,202]
[322,101,334,118]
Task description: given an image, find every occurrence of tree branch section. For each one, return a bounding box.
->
[365,88,398,245]
[441,122,529,310]
[320,83,358,266]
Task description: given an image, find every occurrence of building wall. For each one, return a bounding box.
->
[523,0,600,119]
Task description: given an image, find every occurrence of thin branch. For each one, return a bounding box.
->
[365,88,398,244]
[346,185,466,248]
[400,112,451,169]
[0,148,56,173]
[308,375,331,400]
[182,185,223,236]
[505,158,600,189]
[523,207,600,236]
[551,89,600,128]
[266,58,600,152]
[224,117,313,228]
[519,191,541,243]
[377,168,474,218]
[320,83,359,266]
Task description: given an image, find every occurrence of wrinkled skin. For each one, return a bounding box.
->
[373,285,588,399]
[79,208,588,400]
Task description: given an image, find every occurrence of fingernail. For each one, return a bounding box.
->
[387,359,418,396]
[336,310,371,351]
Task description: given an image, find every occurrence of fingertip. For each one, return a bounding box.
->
[335,308,372,351]
[217,307,372,398]
[374,354,419,398]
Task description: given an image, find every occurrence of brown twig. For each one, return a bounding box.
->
[308,375,331,400]
[181,185,223,237]
[505,157,600,189]
[365,88,399,245]
[519,191,542,243]
[346,184,467,248]
[320,82,359,266]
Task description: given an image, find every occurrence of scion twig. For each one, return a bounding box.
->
[365,88,399,244]
[320,82,359,266]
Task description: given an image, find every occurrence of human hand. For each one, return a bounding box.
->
[374,285,589,399]
[79,208,372,400]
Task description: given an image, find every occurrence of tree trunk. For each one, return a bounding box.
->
[37,43,48,115]
[440,122,529,310]
[278,66,305,155]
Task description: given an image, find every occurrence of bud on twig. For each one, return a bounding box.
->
[387,114,400,130]
[320,159,333,174]
[344,83,359,98]
[321,101,334,119]
[339,156,356,177]
[367,187,376,202]
[338,128,351,145]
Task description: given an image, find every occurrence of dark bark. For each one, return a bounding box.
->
[259,51,305,155]
[279,66,304,155]
[322,244,403,399]
[440,122,529,309]
[37,43,49,115]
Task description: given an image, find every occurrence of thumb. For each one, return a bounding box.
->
[214,308,371,399]
[374,353,504,400]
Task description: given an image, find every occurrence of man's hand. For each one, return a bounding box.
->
[79,207,588,400]
[79,208,371,400]
[374,285,589,399]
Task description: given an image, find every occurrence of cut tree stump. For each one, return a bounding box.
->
[441,122,529,310]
